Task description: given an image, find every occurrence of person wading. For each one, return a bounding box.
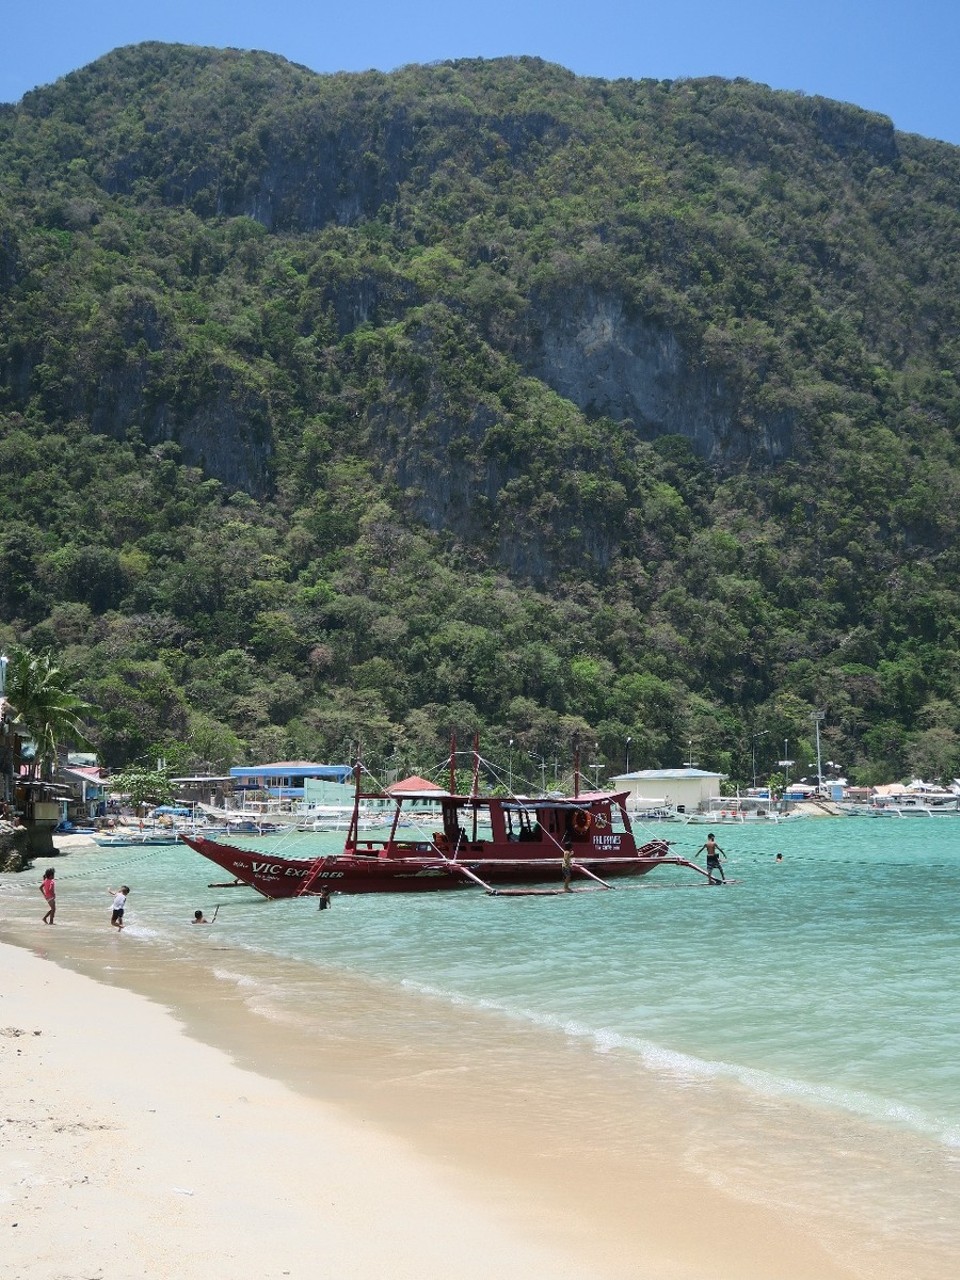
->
[696,833,727,884]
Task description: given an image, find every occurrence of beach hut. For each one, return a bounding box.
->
[607,767,725,814]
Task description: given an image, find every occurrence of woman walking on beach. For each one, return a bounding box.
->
[40,868,56,924]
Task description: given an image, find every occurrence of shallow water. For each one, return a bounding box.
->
[4,814,960,1276]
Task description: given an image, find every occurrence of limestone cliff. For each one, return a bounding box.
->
[522,289,793,463]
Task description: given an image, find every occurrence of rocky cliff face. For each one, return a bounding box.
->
[83,361,274,497]
[522,289,793,463]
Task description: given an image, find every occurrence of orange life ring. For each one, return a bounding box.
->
[571,810,592,835]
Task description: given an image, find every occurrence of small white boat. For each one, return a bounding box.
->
[680,800,796,825]
[92,830,183,847]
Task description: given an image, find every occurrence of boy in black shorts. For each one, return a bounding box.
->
[109,885,130,929]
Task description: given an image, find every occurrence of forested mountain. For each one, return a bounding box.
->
[1,44,959,786]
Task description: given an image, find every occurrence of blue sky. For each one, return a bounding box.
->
[5,1,959,146]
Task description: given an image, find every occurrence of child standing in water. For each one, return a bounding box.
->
[108,885,130,929]
[40,868,56,924]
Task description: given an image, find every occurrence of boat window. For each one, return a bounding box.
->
[506,806,540,841]
[605,804,628,834]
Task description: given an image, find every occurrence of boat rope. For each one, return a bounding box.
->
[40,843,170,882]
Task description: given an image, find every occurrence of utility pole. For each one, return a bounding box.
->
[810,711,825,793]
[625,736,632,775]
[530,753,546,795]
[778,741,794,790]
[751,730,768,788]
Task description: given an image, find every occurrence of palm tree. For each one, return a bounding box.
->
[5,647,94,780]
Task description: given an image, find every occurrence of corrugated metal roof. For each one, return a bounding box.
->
[609,768,725,780]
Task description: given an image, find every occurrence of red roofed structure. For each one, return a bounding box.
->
[385,774,449,797]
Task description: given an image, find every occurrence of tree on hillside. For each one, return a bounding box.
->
[4,647,94,780]
[108,768,175,811]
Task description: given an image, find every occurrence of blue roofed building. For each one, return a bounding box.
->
[229,760,353,800]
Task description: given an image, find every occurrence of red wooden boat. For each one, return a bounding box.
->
[181,744,708,898]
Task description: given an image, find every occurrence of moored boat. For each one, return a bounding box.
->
[92,829,183,847]
[182,742,709,898]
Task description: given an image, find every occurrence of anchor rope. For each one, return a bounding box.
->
[38,843,170,882]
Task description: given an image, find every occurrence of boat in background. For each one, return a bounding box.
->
[182,739,710,898]
[679,797,798,825]
[869,794,960,817]
[839,782,960,817]
[92,828,183,847]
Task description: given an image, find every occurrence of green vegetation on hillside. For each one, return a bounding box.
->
[1,47,959,786]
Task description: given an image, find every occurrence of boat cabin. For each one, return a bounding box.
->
[347,787,634,861]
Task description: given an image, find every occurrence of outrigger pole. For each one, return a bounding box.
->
[574,862,613,888]
[449,862,499,894]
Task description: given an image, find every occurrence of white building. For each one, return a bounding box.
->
[607,767,725,814]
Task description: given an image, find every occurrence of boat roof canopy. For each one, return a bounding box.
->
[370,789,628,807]
[496,793,624,811]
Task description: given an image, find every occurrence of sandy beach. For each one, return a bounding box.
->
[0,836,942,1278]
[2,932,866,1280]
[4,941,616,1280]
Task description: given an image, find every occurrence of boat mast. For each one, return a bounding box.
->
[574,746,581,798]
[471,732,481,841]
[346,752,362,849]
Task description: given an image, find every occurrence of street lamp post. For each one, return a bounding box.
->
[625,735,632,776]
[778,741,795,791]
[751,730,769,788]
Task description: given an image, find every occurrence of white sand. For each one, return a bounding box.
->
[1,935,874,1280]
[4,942,632,1280]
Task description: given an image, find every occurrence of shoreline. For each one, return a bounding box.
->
[2,842,957,1278]
[2,942,606,1280]
[0,934,855,1280]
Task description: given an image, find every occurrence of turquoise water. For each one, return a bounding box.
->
[17,815,959,1149]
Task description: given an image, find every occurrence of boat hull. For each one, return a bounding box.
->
[181,835,688,898]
